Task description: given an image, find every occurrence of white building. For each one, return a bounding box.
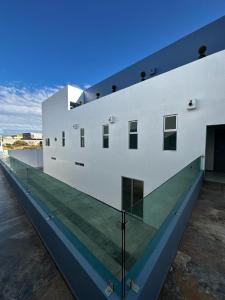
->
[42,16,225,211]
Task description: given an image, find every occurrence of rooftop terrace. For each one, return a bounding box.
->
[1,167,224,300]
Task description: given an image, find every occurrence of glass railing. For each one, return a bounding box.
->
[0,156,202,299]
[124,157,202,289]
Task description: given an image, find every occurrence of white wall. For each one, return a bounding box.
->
[205,127,215,171]
[9,149,43,168]
[42,50,225,210]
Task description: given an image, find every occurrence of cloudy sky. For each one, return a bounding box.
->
[1,0,225,134]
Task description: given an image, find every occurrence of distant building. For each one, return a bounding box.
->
[22,132,42,140]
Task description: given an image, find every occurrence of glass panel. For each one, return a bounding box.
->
[122,177,132,210]
[164,132,177,150]
[0,156,123,296]
[132,179,143,218]
[125,157,201,285]
[129,134,138,149]
[103,136,109,148]
[80,128,84,136]
[165,115,176,130]
[103,125,109,135]
[129,121,137,132]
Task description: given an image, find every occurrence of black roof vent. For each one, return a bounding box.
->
[96,92,100,99]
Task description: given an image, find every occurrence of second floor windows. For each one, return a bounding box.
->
[62,131,65,147]
[103,125,109,148]
[163,115,177,150]
[129,120,138,149]
[80,128,85,147]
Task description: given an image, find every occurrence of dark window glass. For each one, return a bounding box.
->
[129,134,138,149]
[81,136,85,147]
[103,136,109,148]
[122,177,132,211]
[122,177,143,217]
[103,125,109,135]
[129,121,137,132]
[80,128,85,147]
[62,131,65,147]
[164,132,177,150]
[165,116,176,130]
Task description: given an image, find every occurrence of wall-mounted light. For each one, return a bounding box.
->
[187,99,197,110]
[108,116,116,123]
[140,71,146,81]
[112,85,117,92]
[198,45,207,59]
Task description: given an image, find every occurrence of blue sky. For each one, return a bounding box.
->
[0,0,225,134]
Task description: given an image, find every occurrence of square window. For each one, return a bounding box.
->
[165,116,176,130]
[129,121,137,132]
[164,132,177,150]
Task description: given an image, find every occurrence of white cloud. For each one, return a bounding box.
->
[0,85,60,134]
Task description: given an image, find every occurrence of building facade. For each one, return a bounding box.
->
[42,16,225,210]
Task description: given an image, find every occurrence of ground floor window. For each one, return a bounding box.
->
[122,177,143,218]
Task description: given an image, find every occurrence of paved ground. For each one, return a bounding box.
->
[159,180,225,300]
[0,168,74,300]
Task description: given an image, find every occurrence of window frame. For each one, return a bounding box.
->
[163,115,177,151]
[80,128,85,148]
[62,131,65,147]
[128,120,138,149]
[102,124,109,148]
[45,138,50,146]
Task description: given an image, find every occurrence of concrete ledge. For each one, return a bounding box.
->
[126,171,203,300]
[0,161,119,300]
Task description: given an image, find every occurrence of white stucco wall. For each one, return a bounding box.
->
[42,50,225,210]
[9,149,43,168]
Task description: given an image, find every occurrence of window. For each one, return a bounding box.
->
[80,128,85,147]
[163,115,177,150]
[62,131,65,147]
[122,177,143,218]
[75,161,84,167]
[45,138,50,146]
[129,121,138,149]
[103,125,109,148]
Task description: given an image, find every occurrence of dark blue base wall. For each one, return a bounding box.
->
[0,163,119,300]
[126,171,203,300]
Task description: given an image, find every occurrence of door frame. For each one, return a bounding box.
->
[121,176,144,213]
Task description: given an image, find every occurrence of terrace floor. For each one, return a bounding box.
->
[0,168,74,300]
[159,180,225,300]
[1,165,225,300]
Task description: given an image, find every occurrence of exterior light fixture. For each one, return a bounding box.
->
[198,45,207,58]
[140,71,146,81]
[112,85,117,92]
